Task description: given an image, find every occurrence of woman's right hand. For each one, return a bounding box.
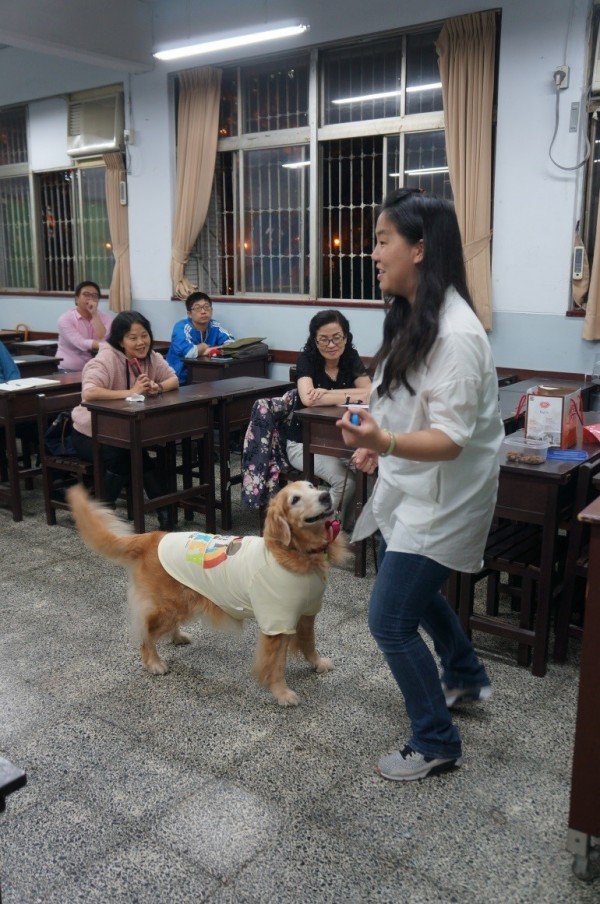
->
[352,447,379,474]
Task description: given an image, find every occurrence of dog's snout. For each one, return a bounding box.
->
[319,490,332,507]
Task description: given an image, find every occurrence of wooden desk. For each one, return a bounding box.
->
[567,495,600,880]
[0,329,22,344]
[11,338,58,357]
[186,351,269,383]
[484,435,600,676]
[296,406,370,577]
[85,385,218,534]
[188,376,293,530]
[13,355,61,378]
[0,373,82,521]
[152,340,170,357]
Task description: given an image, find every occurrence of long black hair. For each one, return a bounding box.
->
[301,309,357,365]
[107,311,154,356]
[371,189,473,397]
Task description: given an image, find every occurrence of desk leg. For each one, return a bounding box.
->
[130,423,146,533]
[203,423,216,533]
[219,405,232,530]
[5,400,23,521]
[531,485,560,678]
[353,471,367,578]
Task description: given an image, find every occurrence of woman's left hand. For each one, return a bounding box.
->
[146,380,162,396]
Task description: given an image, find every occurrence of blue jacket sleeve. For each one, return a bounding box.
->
[207,321,235,346]
[0,342,21,381]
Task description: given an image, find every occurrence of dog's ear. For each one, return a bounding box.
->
[269,511,292,547]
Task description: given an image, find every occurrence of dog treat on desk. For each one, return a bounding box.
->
[506,450,545,464]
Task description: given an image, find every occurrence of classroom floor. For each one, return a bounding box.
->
[1,475,599,903]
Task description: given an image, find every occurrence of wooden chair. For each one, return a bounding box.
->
[36,391,93,525]
[553,458,600,662]
[455,519,551,675]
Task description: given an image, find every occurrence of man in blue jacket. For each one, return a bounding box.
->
[166,292,234,384]
[0,341,21,382]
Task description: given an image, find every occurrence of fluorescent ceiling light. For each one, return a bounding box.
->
[154,24,309,61]
[389,166,449,177]
[405,82,442,93]
[282,161,310,169]
[332,90,401,105]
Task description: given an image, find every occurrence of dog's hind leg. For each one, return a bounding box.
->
[293,615,333,674]
[254,634,299,706]
[171,627,192,645]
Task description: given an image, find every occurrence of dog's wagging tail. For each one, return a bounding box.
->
[67,481,349,706]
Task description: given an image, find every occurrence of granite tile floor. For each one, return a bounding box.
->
[1,478,599,903]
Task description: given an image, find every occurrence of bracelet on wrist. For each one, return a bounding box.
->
[345,394,351,405]
[379,429,396,457]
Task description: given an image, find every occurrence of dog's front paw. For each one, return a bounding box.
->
[147,660,168,675]
[315,656,334,674]
[275,688,300,706]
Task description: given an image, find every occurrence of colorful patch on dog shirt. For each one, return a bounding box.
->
[184,532,242,569]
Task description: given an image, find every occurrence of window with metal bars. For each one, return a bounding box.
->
[0,104,113,292]
[185,26,453,301]
[38,167,113,293]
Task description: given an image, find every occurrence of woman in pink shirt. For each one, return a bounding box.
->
[56,281,113,372]
[71,311,179,529]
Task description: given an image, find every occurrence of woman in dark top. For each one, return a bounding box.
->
[286,310,372,527]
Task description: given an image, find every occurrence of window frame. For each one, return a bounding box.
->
[186,26,448,304]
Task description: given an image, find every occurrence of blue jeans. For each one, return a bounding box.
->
[368,541,490,760]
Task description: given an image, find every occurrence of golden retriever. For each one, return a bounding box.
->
[67,481,348,706]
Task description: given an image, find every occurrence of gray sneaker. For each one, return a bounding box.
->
[443,683,492,709]
[377,744,462,781]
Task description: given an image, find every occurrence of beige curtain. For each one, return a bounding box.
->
[583,206,600,339]
[171,67,222,299]
[103,151,132,312]
[436,12,496,330]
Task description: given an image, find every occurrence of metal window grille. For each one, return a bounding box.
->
[405,31,444,115]
[242,58,309,133]
[322,39,403,126]
[189,153,235,296]
[321,136,382,300]
[38,166,112,292]
[243,147,309,294]
[0,176,35,289]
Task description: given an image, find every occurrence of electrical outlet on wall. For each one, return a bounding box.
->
[554,65,569,89]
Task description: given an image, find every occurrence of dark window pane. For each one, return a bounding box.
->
[39,170,75,292]
[219,70,238,138]
[322,40,402,125]
[404,130,452,197]
[0,106,28,166]
[242,57,309,133]
[406,29,443,115]
[321,137,381,299]
[243,147,309,293]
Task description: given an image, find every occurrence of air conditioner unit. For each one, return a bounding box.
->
[67,89,124,158]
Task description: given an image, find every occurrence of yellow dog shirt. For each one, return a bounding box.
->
[157,532,326,635]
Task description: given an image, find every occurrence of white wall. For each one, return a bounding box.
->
[0,0,599,375]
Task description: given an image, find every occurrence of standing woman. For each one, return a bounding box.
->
[337,190,504,781]
[71,311,179,529]
[286,310,372,528]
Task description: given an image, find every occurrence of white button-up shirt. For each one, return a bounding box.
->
[355,288,504,573]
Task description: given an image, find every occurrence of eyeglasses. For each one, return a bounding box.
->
[81,291,99,300]
[190,304,212,313]
[316,333,345,347]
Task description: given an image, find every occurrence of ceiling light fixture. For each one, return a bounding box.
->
[389,166,449,177]
[282,160,310,169]
[154,24,309,61]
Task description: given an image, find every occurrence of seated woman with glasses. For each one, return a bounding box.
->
[166,291,235,384]
[286,309,372,528]
[56,281,113,372]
